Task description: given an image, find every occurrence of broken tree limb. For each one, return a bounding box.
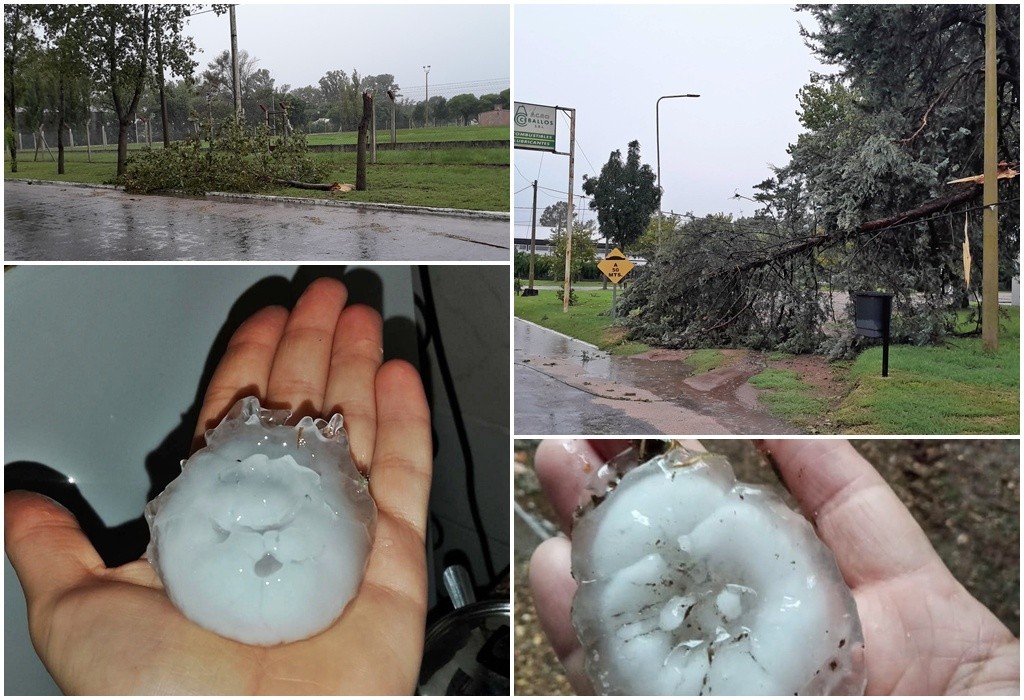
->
[714,183,982,277]
[858,182,980,232]
[273,179,353,192]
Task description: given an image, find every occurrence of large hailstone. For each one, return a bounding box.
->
[571,446,866,695]
[145,396,375,646]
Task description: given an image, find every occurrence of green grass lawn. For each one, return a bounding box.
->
[5,140,509,211]
[514,287,649,355]
[306,125,509,145]
[748,369,828,427]
[833,307,1019,434]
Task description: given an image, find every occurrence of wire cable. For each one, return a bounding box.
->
[416,267,498,585]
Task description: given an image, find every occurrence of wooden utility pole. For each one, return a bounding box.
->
[982,3,999,351]
[230,5,242,122]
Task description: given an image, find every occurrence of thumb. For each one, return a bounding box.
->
[5,490,103,609]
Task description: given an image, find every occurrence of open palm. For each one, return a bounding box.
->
[6,278,433,694]
[529,439,1019,695]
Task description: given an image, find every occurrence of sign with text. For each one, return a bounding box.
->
[514,102,557,152]
[597,248,635,284]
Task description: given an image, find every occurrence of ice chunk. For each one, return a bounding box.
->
[571,447,865,695]
[145,396,375,646]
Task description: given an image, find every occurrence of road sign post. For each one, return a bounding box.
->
[597,248,635,317]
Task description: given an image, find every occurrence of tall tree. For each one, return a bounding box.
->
[33,5,89,174]
[447,93,482,126]
[549,220,598,283]
[539,201,569,237]
[582,139,661,251]
[4,5,37,172]
[618,5,1020,355]
[82,3,152,176]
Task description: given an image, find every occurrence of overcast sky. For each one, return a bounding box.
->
[185,4,509,100]
[514,4,832,238]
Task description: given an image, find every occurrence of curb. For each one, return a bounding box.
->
[6,178,509,222]
[514,317,601,350]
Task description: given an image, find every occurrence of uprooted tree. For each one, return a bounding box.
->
[619,4,1019,357]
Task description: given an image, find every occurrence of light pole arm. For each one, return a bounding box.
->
[655,93,699,244]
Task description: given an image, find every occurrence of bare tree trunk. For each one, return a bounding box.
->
[356,90,372,191]
[57,75,66,174]
[154,9,171,148]
[117,121,130,176]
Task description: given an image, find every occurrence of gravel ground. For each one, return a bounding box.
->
[513,439,1019,695]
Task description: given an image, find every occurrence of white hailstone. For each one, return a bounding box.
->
[571,447,866,695]
[145,396,375,646]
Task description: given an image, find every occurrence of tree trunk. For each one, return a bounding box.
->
[356,90,372,191]
[57,75,66,175]
[155,13,170,148]
[117,120,130,177]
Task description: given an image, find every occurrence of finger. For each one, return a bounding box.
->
[757,439,945,587]
[362,360,432,604]
[529,537,594,694]
[5,491,102,609]
[193,305,289,451]
[266,278,348,418]
[323,304,384,472]
[535,439,703,534]
[535,440,611,534]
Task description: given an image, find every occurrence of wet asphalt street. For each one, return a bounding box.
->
[514,319,797,435]
[4,181,509,261]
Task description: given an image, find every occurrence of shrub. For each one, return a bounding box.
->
[122,120,329,195]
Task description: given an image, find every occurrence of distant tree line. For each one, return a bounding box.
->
[3,3,509,176]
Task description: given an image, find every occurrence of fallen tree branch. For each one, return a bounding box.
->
[273,178,353,192]
[713,183,981,277]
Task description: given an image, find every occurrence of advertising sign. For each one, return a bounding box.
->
[514,102,557,152]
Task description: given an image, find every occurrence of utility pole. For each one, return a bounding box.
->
[423,65,430,128]
[982,3,999,351]
[562,106,576,313]
[230,5,242,122]
[527,180,539,295]
[387,89,398,145]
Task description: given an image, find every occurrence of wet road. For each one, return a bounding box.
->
[514,319,798,435]
[4,181,509,261]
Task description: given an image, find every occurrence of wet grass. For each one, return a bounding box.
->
[514,287,649,354]
[833,307,1019,434]
[306,125,508,145]
[270,147,509,211]
[5,138,509,212]
[747,369,827,425]
[684,349,729,374]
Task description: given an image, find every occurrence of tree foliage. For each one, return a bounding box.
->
[549,220,598,284]
[621,4,1020,356]
[539,200,569,237]
[121,118,328,195]
[582,140,661,252]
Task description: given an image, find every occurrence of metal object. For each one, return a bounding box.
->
[853,291,894,377]
[656,94,699,244]
[418,565,510,695]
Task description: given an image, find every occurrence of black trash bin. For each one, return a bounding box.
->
[853,292,894,377]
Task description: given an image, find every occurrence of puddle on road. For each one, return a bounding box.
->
[515,320,796,434]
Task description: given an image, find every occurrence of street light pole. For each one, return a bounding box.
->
[656,93,699,245]
[423,65,431,128]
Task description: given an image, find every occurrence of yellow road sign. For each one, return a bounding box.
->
[597,247,635,284]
